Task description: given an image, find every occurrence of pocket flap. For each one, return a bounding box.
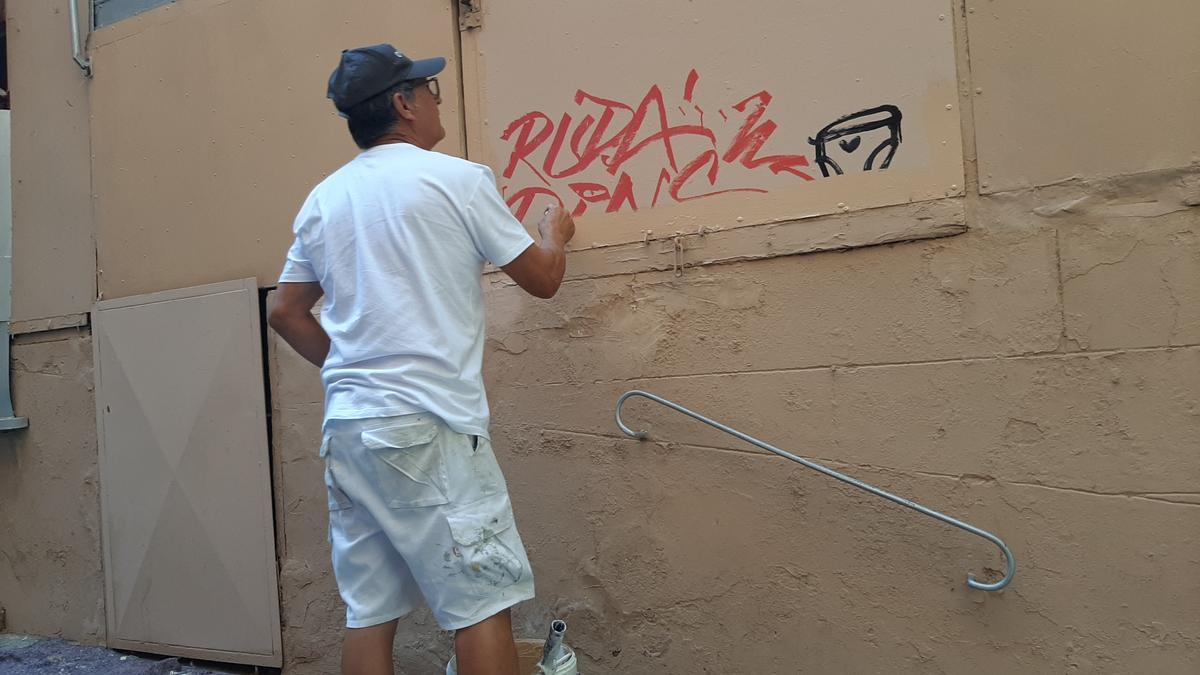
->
[446,493,516,547]
[361,419,438,450]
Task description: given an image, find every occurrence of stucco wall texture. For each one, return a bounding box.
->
[269,165,1200,674]
[0,331,104,643]
[2,0,1199,673]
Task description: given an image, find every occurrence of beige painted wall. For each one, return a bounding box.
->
[87,0,465,300]
[7,0,96,322]
[0,331,104,642]
[2,0,1198,673]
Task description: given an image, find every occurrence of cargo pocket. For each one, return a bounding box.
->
[362,418,450,508]
[445,492,525,589]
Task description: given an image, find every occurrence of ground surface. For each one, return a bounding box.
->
[0,634,270,675]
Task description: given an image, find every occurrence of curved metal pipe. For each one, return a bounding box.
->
[69,0,93,76]
[615,389,1016,591]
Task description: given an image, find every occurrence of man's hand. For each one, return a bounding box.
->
[537,205,576,248]
[501,204,575,299]
[268,282,330,367]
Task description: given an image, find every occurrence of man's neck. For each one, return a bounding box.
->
[370,129,428,150]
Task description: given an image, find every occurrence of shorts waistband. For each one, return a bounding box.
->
[324,412,443,434]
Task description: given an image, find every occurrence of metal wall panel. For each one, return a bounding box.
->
[92,278,281,666]
[88,0,463,299]
[462,0,966,248]
[968,0,1200,193]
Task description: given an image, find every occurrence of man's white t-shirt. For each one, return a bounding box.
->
[279,143,535,438]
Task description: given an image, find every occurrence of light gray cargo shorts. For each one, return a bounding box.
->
[321,413,535,630]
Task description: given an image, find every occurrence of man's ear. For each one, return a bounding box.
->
[392,92,417,121]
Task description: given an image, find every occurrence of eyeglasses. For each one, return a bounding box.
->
[422,77,441,105]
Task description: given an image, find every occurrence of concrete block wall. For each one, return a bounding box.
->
[268,166,1199,673]
[0,331,104,642]
[476,170,1200,673]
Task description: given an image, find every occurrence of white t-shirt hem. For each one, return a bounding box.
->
[324,406,491,440]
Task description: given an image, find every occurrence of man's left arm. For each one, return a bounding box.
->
[268,282,329,368]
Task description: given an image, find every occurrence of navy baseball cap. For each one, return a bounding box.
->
[327,44,446,114]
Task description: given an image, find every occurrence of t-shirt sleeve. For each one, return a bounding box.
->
[463,166,536,267]
[278,236,318,283]
[278,191,321,284]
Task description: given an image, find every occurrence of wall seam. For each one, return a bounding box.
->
[1053,226,1074,354]
[502,342,1200,387]
[980,163,1200,199]
[449,0,469,161]
[530,427,1200,508]
[952,0,980,197]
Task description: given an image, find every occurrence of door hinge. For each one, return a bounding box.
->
[459,0,483,31]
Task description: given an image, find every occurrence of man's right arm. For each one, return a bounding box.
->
[267,281,329,367]
[501,205,575,299]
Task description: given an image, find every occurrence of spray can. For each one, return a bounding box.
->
[538,620,568,672]
[446,621,578,675]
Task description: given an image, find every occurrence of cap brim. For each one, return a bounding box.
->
[407,56,446,80]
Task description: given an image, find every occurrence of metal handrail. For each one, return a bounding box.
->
[69,0,93,76]
[615,390,1016,591]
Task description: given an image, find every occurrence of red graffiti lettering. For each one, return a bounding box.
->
[498,70,814,220]
[504,186,562,221]
[724,93,814,179]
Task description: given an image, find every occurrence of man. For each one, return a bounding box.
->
[268,44,575,675]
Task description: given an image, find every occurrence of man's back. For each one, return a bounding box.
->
[268,46,575,674]
[280,143,534,437]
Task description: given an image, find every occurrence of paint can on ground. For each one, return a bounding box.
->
[446,639,578,675]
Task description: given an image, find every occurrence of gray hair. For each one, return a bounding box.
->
[345,80,421,149]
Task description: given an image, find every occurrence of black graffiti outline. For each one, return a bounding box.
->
[808,104,903,177]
